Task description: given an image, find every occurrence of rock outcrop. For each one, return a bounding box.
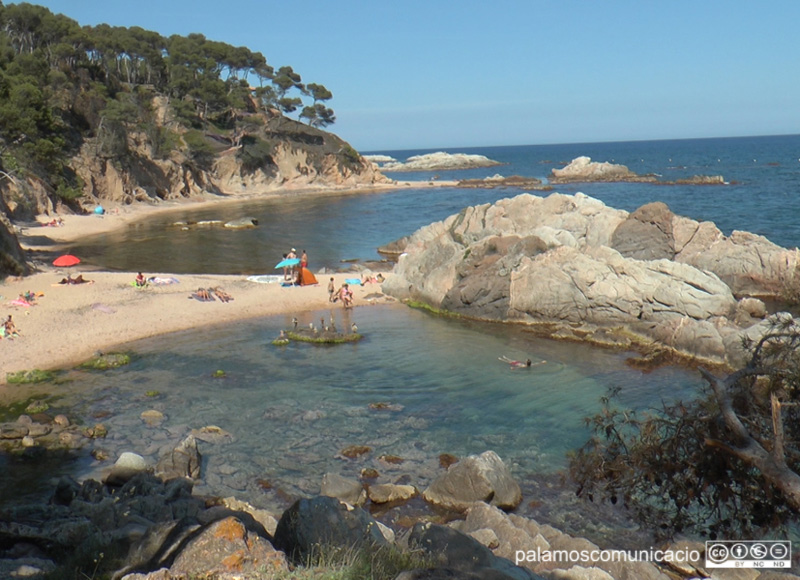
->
[549,156,726,186]
[458,174,551,190]
[0,212,28,277]
[550,157,643,183]
[375,151,503,172]
[382,192,799,367]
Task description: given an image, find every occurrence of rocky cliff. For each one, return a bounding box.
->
[382,192,800,367]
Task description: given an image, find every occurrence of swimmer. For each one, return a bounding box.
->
[498,355,546,369]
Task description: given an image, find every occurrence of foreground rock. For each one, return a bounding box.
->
[272,495,389,564]
[3,455,795,580]
[382,192,800,367]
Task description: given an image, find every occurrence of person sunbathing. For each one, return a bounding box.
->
[195,288,212,301]
[213,287,233,302]
[59,274,91,285]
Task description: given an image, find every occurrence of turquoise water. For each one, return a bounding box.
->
[6,305,703,516]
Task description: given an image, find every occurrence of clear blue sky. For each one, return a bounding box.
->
[24,0,800,152]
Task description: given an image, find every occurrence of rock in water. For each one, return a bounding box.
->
[423,450,522,511]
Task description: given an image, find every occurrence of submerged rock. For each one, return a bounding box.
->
[320,472,367,506]
[223,216,259,228]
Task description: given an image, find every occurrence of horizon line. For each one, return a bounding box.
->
[361,132,800,154]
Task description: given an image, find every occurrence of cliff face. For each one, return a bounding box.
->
[65,115,388,209]
[0,212,29,277]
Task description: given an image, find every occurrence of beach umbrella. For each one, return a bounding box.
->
[274,257,300,269]
[53,254,81,267]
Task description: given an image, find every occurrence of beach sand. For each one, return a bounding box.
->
[0,185,416,387]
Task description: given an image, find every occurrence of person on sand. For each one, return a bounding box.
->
[286,248,299,281]
[212,287,233,303]
[4,315,18,338]
[498,355,546,369]
[338,283,353,309]
[328,277,336,302]
[194,288,212,301]
[300,250,308,269]
[135,272,147,287]
[58,274,91,285]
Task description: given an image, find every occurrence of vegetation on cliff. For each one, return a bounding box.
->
[0,2,343,210]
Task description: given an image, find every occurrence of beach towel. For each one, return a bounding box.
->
[246,275,283,284]
[190,292,216,302]
[9,299,31,307]
[149,276,180,285]
[345,278,362,286]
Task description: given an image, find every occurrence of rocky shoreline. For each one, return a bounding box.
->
[1,410,761,580]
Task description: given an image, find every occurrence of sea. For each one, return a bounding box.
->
[5,134,800,543]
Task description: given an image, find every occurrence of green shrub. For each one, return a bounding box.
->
[237,134,274,173]
[183,130,215,169]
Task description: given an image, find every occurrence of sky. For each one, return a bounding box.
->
[22,0,800,152]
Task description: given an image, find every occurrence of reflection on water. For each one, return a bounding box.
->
[7,305,704,515]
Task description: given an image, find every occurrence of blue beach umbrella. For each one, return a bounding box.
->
[275,257,301,269]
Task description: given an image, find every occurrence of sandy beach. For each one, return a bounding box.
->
[0,185,420,387]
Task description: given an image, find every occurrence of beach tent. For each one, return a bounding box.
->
[297,267,318,286]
